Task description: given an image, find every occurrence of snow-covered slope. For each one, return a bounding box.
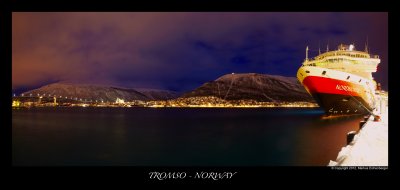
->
[23,83,178,102]
[135,88,179,100]
[182,73,314,102]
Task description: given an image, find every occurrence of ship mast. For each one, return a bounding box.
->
[305,46,309,61]
[326,39,329,52]
[365,36,369,53]
[318,41,321,54]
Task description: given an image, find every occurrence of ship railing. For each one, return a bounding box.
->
[371,54,379,59]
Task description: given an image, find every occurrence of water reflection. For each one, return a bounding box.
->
[13,107,364,166]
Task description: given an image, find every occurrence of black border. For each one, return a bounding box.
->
[2,2,12,168]
[8,0,394,12]
[4,0,398,185]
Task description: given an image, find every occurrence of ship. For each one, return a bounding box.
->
[297,44,380,115]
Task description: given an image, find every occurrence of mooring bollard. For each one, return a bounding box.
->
[347,131,357,145]
[359,121,367,129]
[374,115,381,122]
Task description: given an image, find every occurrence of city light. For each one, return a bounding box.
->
[12,100,21,107]
[12,93,322,108]
[116,98,125,104]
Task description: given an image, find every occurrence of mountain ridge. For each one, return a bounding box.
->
[182,73,314,102]
[23,83,179,102]
[22,73,315,103]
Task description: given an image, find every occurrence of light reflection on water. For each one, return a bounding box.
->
[12,107,363,166]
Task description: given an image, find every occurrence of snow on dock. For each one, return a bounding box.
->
[329,103,388,166]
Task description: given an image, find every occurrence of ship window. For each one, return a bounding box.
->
[347,76,350,80]
[322,71,326,75]
[305,70,310,73]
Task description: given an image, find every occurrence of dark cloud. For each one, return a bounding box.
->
[12,12,388,92]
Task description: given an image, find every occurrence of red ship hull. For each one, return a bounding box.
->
[302,76,374,115]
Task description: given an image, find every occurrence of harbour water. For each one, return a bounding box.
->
[12,107,364,166]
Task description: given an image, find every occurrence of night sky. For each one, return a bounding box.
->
[12,12,388,93]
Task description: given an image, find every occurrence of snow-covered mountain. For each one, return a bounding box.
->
[22,73,314,103]
[182,73,315,102]
[23,83,179,102]
[134,88,179,100]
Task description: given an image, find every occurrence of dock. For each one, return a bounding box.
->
[329,95,388,166]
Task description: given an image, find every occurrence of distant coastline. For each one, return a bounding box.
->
[12,95,318,108]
